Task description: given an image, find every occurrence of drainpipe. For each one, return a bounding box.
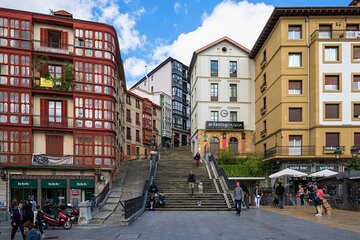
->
[306,16,310,147]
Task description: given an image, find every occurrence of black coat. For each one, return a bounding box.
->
[11,207,25,225]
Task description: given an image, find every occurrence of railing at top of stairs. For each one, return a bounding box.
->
[91,182,110,213]
[120,151,160,221]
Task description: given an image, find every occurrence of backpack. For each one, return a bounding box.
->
[36,210,44,220]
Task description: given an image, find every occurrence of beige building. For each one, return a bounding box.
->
[249,6,360,176]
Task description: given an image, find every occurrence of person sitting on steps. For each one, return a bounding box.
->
[158,192,166,207]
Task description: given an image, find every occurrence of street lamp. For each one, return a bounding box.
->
[334,147,342,159]
[349,146,359,169]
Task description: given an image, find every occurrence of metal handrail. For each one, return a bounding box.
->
[91,182,110,212]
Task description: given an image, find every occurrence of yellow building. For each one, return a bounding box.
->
[249,6,360,176]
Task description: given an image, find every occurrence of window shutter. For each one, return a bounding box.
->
[355,133,360,148]
[62,99,68,127]
[40,28,48,47]
[40,98,49,126]
[325,75,339,85]
[40,63,48,77]
[61,31,68,49]
[353,46,360,59]
[326,133,339,147]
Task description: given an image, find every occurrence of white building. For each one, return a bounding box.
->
[188,36,256,156]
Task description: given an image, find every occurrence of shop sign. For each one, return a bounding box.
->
[10,179,37,189]
[287,164,312,173]
[70,180,95,188]
[42,179,67,188]
[316,164,339,172]
[205,121,244,130]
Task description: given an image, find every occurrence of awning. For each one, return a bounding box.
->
[42,179,67,188]
[11,179,37,189]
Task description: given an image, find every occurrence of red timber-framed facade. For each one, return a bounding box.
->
[0,8,126,210]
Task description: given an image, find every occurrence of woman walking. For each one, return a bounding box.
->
[297,184,305,206]
[254,184,263,209]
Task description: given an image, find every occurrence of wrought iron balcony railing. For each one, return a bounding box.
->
[264,146,315,159]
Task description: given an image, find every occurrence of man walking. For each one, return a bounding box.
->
[187,171,196,196]
[233,181,244,216]
[11,202,25,240]
[275,182,285,209]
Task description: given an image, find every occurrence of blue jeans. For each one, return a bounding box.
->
[235,199,242,214]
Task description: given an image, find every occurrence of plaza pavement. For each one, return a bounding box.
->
[1,207,359,240]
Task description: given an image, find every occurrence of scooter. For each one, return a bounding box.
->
[42,207,72,230]
[63,204,79,222]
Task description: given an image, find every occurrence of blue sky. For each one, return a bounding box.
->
[1,0,353,87]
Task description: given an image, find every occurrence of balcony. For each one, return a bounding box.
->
[211,96,218,101]
[33,40,74,55]
[229,96,237,102]
[323,146,345,154]
[260,129,267,138]
[260,106,267,115]
[33,77,73,92]
[260,81,267,93]
[310,29,360,43]
[264,146,315,159]
[32,115,73,129]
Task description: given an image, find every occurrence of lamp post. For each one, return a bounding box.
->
[349,146,359,173]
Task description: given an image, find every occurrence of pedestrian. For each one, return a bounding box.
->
[297,184,305,206]
[11,202,26,240]
[44,200,52,215]
[314,185,325,217]
[33,205,44,238]
[254,184,263,209]
[187,171,196,196]
[23,221,41,240]
[194,152,201,167]
[29,195,37,213]
[198,181,203,194]
[233,181,244,216]
[23,197,34,222]
[275,182,285,209]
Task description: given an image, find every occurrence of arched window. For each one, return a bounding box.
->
[210,137,220,155]
[229,137,239,154]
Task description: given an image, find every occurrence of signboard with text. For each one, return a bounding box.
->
[287,164,312,173]
[316,164,339,172]
[205,121,244,130]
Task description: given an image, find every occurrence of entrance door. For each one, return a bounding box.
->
[228,137,239,154]
[210,137,220,155]
[181,135,187,146]
[289,135,302,155]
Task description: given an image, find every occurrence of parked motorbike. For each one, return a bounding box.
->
[63,204,79,222]
[42,207,72,230]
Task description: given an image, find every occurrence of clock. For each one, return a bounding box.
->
[220,109,228,117]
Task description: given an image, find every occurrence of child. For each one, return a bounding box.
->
[198,181,203,194]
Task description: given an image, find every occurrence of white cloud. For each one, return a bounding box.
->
[124,57,157,87]
[174,2,181,14]
[153,0,274,66]
[174,2,188,15]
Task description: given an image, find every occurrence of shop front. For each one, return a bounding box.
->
[41,179,67,215]
[286,164,312,194]
[69,179,95,207]
[10,179,37,203]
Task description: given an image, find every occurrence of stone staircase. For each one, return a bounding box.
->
[154,146,232,211]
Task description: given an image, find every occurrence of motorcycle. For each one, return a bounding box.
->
[42,207,72,230]
[63,204,79,222]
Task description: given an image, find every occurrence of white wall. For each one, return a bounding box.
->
[318,42,360,125]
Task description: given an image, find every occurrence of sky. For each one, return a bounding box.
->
[1,0,353,88]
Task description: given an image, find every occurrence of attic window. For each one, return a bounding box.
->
[222,47,228,53]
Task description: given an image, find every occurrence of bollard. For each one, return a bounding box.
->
[78,201,92,225]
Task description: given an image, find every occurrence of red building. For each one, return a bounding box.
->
[0,8,125,210]
[142,99,153,149]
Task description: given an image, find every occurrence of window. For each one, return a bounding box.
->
[210,60,218,77]
[153,107,157,116]
[353,103,360,119]
[0,129,30,154]
[324,75,340,91]
[126,127,131,140]
[126,95,131,105]
[136,130,140,142]
[40,28,68,49]
[153,120,156,130]
[288,25,301,39]
[346,24,359,38]
[41,99,67,127]
[325,133,339,148]
[210,111,219,121]
[229,84,237,101]
[355,133,360,148]
[289,135,302,155]
[48,101,62,124]
[126,109,131,122]
[353,45,360,61]
[46,135,63,156]
[325,103,340,119]
[0,90,30,124]
[324,46,339,62]
[319,25,332,39]
[353,75,360,91]
[126,145,131,155]
[136,147,140,156]
[229,61,237,77]
[136,112,140,125]
[289,108,302,122]
[136,99,140,108]
[48,65,62,83]
[289,80,302,94]
[288,53,302,67]
[230,111,237,122]
[210,83,218,101]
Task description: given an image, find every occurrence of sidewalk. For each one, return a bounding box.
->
[262,205,360,234]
